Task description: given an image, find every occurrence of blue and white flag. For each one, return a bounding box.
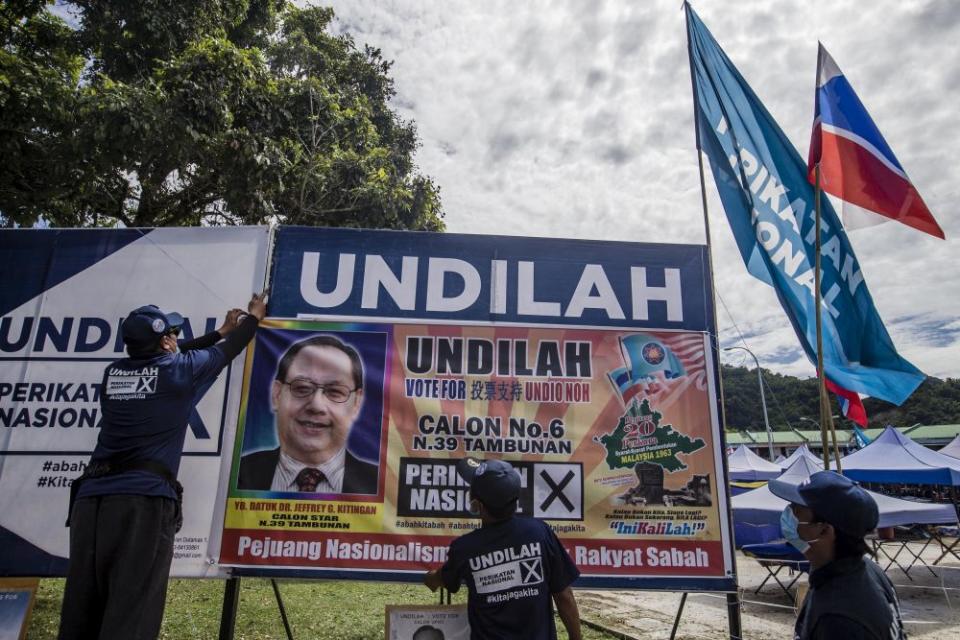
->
[607,333,704,406]
[620,334,686,383]
[684,5,924,405]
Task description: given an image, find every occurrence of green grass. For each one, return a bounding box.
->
[29,578,615,639]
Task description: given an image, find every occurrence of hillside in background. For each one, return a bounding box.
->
[720,365,960,430]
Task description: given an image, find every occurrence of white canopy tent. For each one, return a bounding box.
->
[939,434,960,460]
[778,443,824,471]
[727,445,782,481]
[732,458,822,528]
[841,426,960,485]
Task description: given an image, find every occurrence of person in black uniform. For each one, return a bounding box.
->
[769,471,906,640]
[236,334,378,494]
[58,293,266,640]
[423,458,582,640]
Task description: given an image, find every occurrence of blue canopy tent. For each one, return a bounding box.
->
[840,426,960,485]
[727,445,782,481]
[731,457,958,547]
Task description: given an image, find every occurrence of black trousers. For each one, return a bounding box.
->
[58,495,178,640]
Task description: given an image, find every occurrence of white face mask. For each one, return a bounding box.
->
[780,506,819,554]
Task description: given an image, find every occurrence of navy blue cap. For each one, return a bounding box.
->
[121,305,184,350]
[769,470,878,537]
[456,457,521,509]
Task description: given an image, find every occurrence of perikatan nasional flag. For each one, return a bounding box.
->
[808,44,945,239]
[684,4,924,406]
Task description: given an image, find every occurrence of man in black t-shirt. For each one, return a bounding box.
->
[59,294,266,640]
[770,471,906,640]
[424,458,582,640]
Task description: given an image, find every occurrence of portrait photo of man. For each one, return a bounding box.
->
[236,328,386,495]
[411,624,446,640]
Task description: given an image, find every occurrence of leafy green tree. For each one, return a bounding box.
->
[1,1,86,225]
[721,364,960,430]
[0,1,444,230]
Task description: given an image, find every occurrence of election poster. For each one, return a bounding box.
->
[385,605,469,640]
[0,578,38,640]
[0,227,270,577]
[219,227,735,591]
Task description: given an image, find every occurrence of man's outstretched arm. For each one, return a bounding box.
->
[179,309,245,351]
[553,587,582,640]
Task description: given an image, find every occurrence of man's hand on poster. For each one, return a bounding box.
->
[423,568,444,592]
[217,308,246,336]
[247,289,268,321]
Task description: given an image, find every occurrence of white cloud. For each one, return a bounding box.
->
[315,0,960,381]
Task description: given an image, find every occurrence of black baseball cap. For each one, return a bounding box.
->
[769,470,878,537]
[121,305,184,350]
[456,457,521,509]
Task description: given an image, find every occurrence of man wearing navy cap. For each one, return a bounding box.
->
[769,471,905,640]
[423,457,582,640]
[58,293,267,640]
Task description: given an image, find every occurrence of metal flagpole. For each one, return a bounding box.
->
[811,44,843,472]
[827,410,843,471]
[683,6,742,639]
[813,165,842,471]
[813,165,831,468]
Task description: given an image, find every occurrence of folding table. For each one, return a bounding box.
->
[741,542,810,599]
[872,525,938,580]
[930,526,960,565]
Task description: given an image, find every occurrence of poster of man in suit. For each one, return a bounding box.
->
[233,322,388,496]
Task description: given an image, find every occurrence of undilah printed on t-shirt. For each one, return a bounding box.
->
[469,542,544,596]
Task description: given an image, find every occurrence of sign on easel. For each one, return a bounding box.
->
[385,604,469,640]
[0,578,39,640]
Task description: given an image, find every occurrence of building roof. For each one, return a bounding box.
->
[724,424,960,448]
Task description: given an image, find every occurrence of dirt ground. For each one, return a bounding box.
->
[576,542,960,640]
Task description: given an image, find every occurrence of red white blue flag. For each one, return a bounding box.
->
[825,377,867,427]
[808,44,945,239]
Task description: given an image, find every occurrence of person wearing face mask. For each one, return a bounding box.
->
[423,458,583,640]
[58,294,267,640]
[769,471,906,640]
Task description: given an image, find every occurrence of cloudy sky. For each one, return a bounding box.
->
[316,0,960,382]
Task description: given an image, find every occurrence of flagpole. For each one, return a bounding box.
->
[687,18,728,437]
[683,7,742,640]
[685,2,730,447]
[813,165,843,471]
[813,165,831,468]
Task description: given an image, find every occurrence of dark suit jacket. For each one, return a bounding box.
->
[237,447,379,495]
